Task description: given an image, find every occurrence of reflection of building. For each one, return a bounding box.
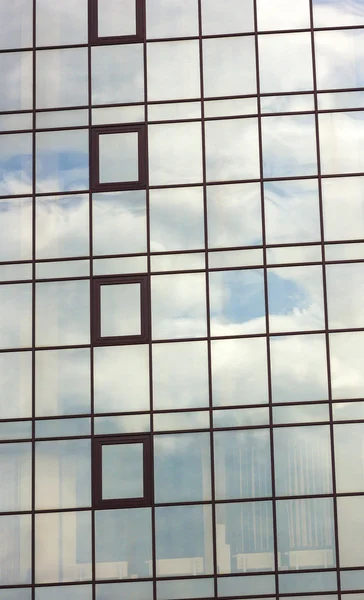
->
[1,0,364,598]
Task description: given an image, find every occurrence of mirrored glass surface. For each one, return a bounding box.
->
[100,282,141,337]
[93,256,147,276]
[0,351,31,418]
[0,514,31,585]
[319,111,364,175]
[276,498,335,570]
[264,180,321,244]
[209,248,263,269]
[0,283,32,349]
[270,334,328,403]
[35,348,90,416]
[154,410,209,432]
[36,195,89,259]
[201,0,254,34]
[36,130,89,193]
[325,243,364,262]
[35,586,91,600]
[151,273,207,340]
[151,252,205,272]
[209,269,266,336]
[334,424,364,493]
[268,266,325,333]
[0,442,31,512]
[35,439,91,509]
[35,512,91,583]
[148,101,201,122]
[322,176,364,241]
[98,0,135,37]
[102,442,144,500]
[147,41,200,101]
[313,0,364,27]
[150,187,204,252]
[218,575,275,597]
[148,122,203,186]
[274,425,332,496]
[152,341,209,410]
[205,118,260,182]
[0,52,32,111]
[341,570,364,592]
[36,280,90,347]
[92,190,147,256]
[146,0,198,38]
[157,578,214,600]
[0,590,31,600]
[259,33,313,93]
[262,115,317,178]
[216,502,274,574]
[213,407,269,428]
[207,183,262,249]
[0,198,32,262]
[36,49,88,109]
[0,421,32,441]
[97,581,152,600]
[315,30,364,91]
[326,263,364,328]
[261,94,314,114]
[92,105,144,126]
[337,496,364,567]
[0,112,32,132]
[35,417,90,438]
[214,429,272,499]
[92,45,144,105]
[273,403,329,424]
[95,508,152,580]
[212,337,269,406]
[36,110,89,129]
[279,573,337,594]
[36,0,87,45]
[36,260,90,280]
[0,0,32,49]
[318,90,364,111]
[155,505,213,576]
[0,262,31,281]
[94,345,150,413]
[257,0,310,29]
[203,37,256,98]
[154,433,211,503]
[0,133,32,196]
[330,332,364,399]
[267,244,321,265]
[95,414,150,435]
[99,131,139,184]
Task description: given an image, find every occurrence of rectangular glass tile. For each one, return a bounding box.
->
[208,249,263,269]
[100,282,141,337]
[151,253,205,272]
[92,105,145,125]
[94,414,150,435]
[153,411,210,432]
[0,421,32,440]
[325,243,364,261]
[0,263,32,281]
[273,403,330,424]
[35,417,91,438]
[0,113,32,132]
[266,245,322,265]
[98,0,136,37]
[102,442,144,500]
[36,260,90,279]
[93,256,147,275]
[99,131,139,184]
[261,94,314,113]
[36,109,88,129]
[213,407,269,428]
[318,90,364,111]
[333,401,364,422]
[204,98,257,118]
[148,101,201,121]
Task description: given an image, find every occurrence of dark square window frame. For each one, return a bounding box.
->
[92,275,150,346]
[89,0,145,45]
[93,434,152,509]
[90,125,146,193]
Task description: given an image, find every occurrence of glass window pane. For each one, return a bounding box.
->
[36,48,88,109]
[315,30,364,91]
[155,505,213,576]
[334,424,364,493]
[326,263,364,329]
[157,579,214,600]
[95,508,152,580]
[0,133,32,196]
[313,0,364,27]
[0,198,32,262]
[322,176,364,241]
[337,496,364,567]
[154,433,211,503]
[146,0,198,38]
[0,0,32,49]
[0,351,32,418]
[98,0,136,37]
[0,284,32,350]
[201,0,254,34]
[0,443,31,512]
[36,0,87,45]
[35,512,92,583]
[36,280,90,347]
[259,33,313,93]
[97,581,152,600]
[0,590,31,600]
[147,41,200,101]
[214,430,272,500]
[203,37,256,98]
[35,586,91,600]
[330,332,364,400]
[102,443,144,500]
[257,0,310,29]
[35,439,91,509]
[0,514,31,585]
[319,111,364,175]
[100,283,141,337]
[99,132,139,184]
[92,45,144,105]
[218,575,275,597]
[0,52,32,111]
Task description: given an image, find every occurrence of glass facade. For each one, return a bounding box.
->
[1,0,364,598]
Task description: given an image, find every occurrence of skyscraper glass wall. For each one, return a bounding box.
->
[1,0,364,599]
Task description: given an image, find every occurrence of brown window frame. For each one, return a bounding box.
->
[92,275,150,346]
[93,434,152,509]
[89,0,145,45]
[90,125,146,193]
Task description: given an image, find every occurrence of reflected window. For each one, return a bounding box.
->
[90,0,144,44]
[91,125,146,192]
[93,435,152,509]
[92,275,150,345]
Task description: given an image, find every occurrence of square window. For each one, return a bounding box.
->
[93,435,152,509]
[92,275,150,345]
[89,0,145,44]
[91,125,146,192]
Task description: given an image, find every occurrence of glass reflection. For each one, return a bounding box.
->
[0,0,32,49]
[0,514,31,585]
[0,52,32,111]
[0,283,32,349]
[97,581,152,600]
[147,41,200,101]
[326,263,364,328]
[205,118,260,182]
[0,352,31,419]
[211,337,269,406]
[216,502,274,573]
[0,133,32,196]
[36,48,88,109]
[102,443,144,500]
[92,45,144,105]
[35,280,90,347]
[152,341,209,410]
[201,0,254,34]
[151,273,207,340]
[150,187,204,252]
[99,131,139,184]
[313,0,364,27]
[319,111,364,175]
[214,429,272,499]
[95,508,152,580]
[203,37,256,98]
[279,573,337,595]
[93,345,150,413]
[0,198,32,262]
[276,498,335,570]
[259,33,313,93]
[337,496,364,567]
[0,443,31,512]
[315,30,364,90]
[36,0,87,46]
[35,586,91,600]
[154,433,211,503]
[330,332,364,399]
[146,0,198,38]
[270,334,328,403]
[100,282,141,337]
[268,266,325,333]
[209,269,266,336]
[334,424,364,493]
[35,512,91,583]
[155,505,213,576]
[157,578,214,600]
[257,0,310,29]
[98,0,135,37]
[218,575,275,597]
[322,176,364,241]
